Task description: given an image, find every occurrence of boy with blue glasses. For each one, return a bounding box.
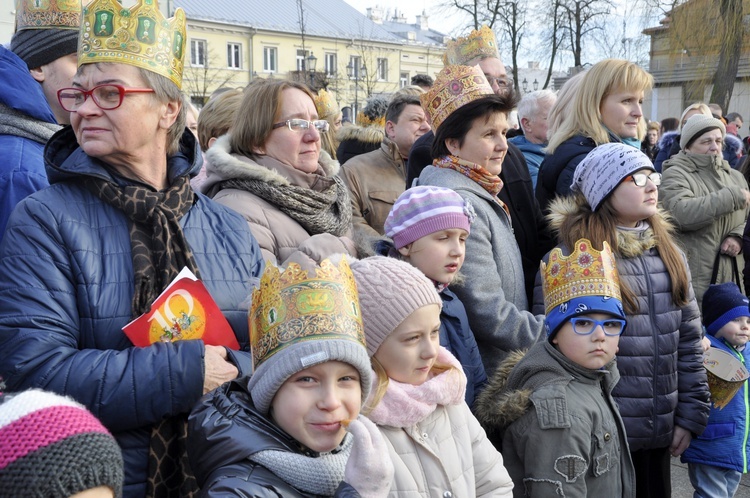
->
[475,238,636,497]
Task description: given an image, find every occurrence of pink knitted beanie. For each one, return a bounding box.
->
[350,256,442,356]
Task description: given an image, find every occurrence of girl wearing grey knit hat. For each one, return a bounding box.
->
[544,141,709,498]
[349,256,514,497]
[188,255,394,497]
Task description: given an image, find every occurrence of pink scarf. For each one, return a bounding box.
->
[367,347,467,427]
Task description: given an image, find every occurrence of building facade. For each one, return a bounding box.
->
[173,0,446,113]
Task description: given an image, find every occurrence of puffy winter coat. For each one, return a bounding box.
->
[535,134,598,213]
[188,378,361,497]
[660,151,750,304]
[408,132,554,303]
[0,46,58,239]
[535,197,710,451]
[418,165,546,374]
[475,345,636,498]
[0,127,263,497]
[340,137,406,241]
[201,135,355,265]
[682,336,750,473]
[336,124,384,165]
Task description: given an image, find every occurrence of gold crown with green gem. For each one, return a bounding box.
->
[78,0,186,88]
[249,257,366,370]
[15,0,82,31]
[541,239,622,315]
[443,25,499,66]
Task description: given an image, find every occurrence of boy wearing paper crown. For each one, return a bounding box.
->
[474,239,636,497]
[188,255,394,497]
[681,282,750,498]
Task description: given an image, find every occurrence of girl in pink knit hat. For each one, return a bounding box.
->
[350,256,513,497]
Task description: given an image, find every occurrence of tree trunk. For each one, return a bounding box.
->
[709,0,743,112]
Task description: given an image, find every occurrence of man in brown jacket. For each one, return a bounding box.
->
[341,94,430,246]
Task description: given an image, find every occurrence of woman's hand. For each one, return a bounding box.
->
[203,345,239,394]
[670,426,692,457]
[721,236,742,257]
[741,189,750,207]
[344,416,394,497]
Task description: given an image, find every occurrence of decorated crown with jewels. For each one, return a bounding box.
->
[314,89,340,120]
[541,239,622,315]
[420,64,494,131]
[15,0,81,31]
[249,257,366,370]
[78,0,186,88]
[443,25,499,66]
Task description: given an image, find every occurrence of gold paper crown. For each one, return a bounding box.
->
[420,64,494,131]
[443,26,499,66]
[541,239,622,315]
[15,0,81,31]
[79,0,186,88]
[249,257,366,370]
[314,89,340,120]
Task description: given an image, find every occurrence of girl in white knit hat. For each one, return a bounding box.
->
[350,256,513,497]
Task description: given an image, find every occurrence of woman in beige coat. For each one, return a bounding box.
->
[351,256,514,498]
[201,80,355,264]
[660,114,750,305]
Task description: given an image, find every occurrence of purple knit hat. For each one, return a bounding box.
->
[384,186,475,249]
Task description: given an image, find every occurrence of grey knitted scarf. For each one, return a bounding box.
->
[249,433,352,495]
[218,175,352,237]
[0,102,59,144]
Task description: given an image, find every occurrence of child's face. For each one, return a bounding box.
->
[398,229,468,285]
[609,168,659,228]
[374,304,441,386]
[271,361,362,453]
[553,312,622,369]
[716,316,750,348]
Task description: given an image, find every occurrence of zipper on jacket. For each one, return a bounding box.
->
[639,254,661,448]
[725,340,749,473]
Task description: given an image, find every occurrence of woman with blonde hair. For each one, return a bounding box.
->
[314,89,343,160]
[536,59,653,212]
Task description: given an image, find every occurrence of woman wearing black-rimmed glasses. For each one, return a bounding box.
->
[0,45,263,497]
[201,79,356,264]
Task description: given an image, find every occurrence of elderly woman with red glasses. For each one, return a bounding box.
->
[201,79,356,264]
[0,3,262,496]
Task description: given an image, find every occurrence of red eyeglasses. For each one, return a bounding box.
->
[57,84,155,112]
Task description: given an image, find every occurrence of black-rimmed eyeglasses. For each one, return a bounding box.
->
[625,172,662,187]
[569,317,626,336]
[272,118,330,133]
[57,84,155,112]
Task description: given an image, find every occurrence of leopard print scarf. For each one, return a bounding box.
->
[84,173,201,497]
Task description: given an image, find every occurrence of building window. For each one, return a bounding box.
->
[377,58,388,81]
[349,56,362,79]
[325,53,337,77]
[400,72,409,88]
[297,49,310,71]
[263,47,277,73]
[190,39,206,67]
[227,42,241,69]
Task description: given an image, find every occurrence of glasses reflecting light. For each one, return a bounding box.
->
[625,172,662,187]
[272,118,330,132]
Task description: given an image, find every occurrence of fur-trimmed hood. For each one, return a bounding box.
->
[335,123,384,146]
[199,134,339,195]
[545,194,661,259]
[658,130,679,151]
[473,349,531,438]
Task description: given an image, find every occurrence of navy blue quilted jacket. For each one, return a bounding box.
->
[0,127,263,497]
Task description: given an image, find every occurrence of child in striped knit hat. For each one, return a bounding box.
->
[378,185,487,408]
[0,384,123,497]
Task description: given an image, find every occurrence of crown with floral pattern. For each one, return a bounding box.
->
[443,25,499,66]
[541,239,622,315]
[420,64,494,131]
[314,89,340,120]
[78,0,186,88]
[249,257,365,370]
[15,0,81,31]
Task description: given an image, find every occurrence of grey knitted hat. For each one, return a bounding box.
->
[11,29,79,69]
[571,142,656,211]
[349,256,443,356]
[680,114,726,150]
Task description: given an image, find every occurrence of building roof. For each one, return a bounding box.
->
[174,0,404,43]
[378,20,447,47]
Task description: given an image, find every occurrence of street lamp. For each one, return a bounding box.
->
[533,78,538,91]
[522,78,528,93]
[346,60,367,116]
[306,52,317,89]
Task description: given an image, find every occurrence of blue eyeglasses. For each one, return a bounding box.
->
[569,317,626,336]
